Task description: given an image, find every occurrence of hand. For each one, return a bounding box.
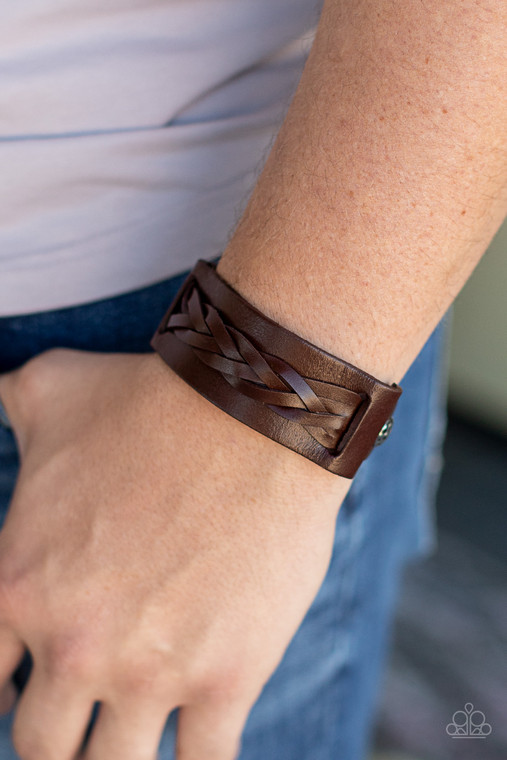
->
[0,348,349,760]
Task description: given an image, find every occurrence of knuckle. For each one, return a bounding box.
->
[12,358,45,405]
[13,349,78,425]
[45,632,100,682]
[194,660,253,702]
[0,349,72,433]
[115,654,170,699]
[15,349,66,400]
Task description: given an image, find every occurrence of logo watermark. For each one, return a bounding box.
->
[446,702,492,739]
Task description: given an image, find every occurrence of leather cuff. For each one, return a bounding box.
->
[151,259,402,478]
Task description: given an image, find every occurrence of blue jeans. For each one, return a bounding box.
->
[0,264,449,759]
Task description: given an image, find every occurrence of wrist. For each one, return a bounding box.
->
[145,348,351,507]
[150,259,401,480]
[216,245,402,386]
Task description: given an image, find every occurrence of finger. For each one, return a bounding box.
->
[0,626,25,707]
[176,699,251,760]
[12,663,94,760]
[0,682,17,715]
[0,373,18,428]
[0,627,24,687]
[0,370,27,453]
[0,389,11,429]
[82,699,170,760]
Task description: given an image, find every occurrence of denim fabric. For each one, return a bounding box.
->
[0,263,449,760]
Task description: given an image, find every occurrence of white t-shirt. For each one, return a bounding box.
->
[0,0,321,316]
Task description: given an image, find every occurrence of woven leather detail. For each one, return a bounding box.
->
[162,279,365,452]
[151,259,402,477]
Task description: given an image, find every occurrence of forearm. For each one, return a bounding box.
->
[217,0,507,385]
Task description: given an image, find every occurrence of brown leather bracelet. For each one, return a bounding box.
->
[150,259,402,478]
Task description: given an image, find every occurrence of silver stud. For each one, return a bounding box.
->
[375,417,393,446]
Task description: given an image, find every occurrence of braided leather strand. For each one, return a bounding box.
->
[151,259,402,477]
[164,280,364,452]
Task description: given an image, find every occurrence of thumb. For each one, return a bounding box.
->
[0,373,16,430]
[0,396,10,430]
[0,369,30,456]
[176,699,252,760]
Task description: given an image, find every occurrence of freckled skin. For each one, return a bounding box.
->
[219,0,507,383]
